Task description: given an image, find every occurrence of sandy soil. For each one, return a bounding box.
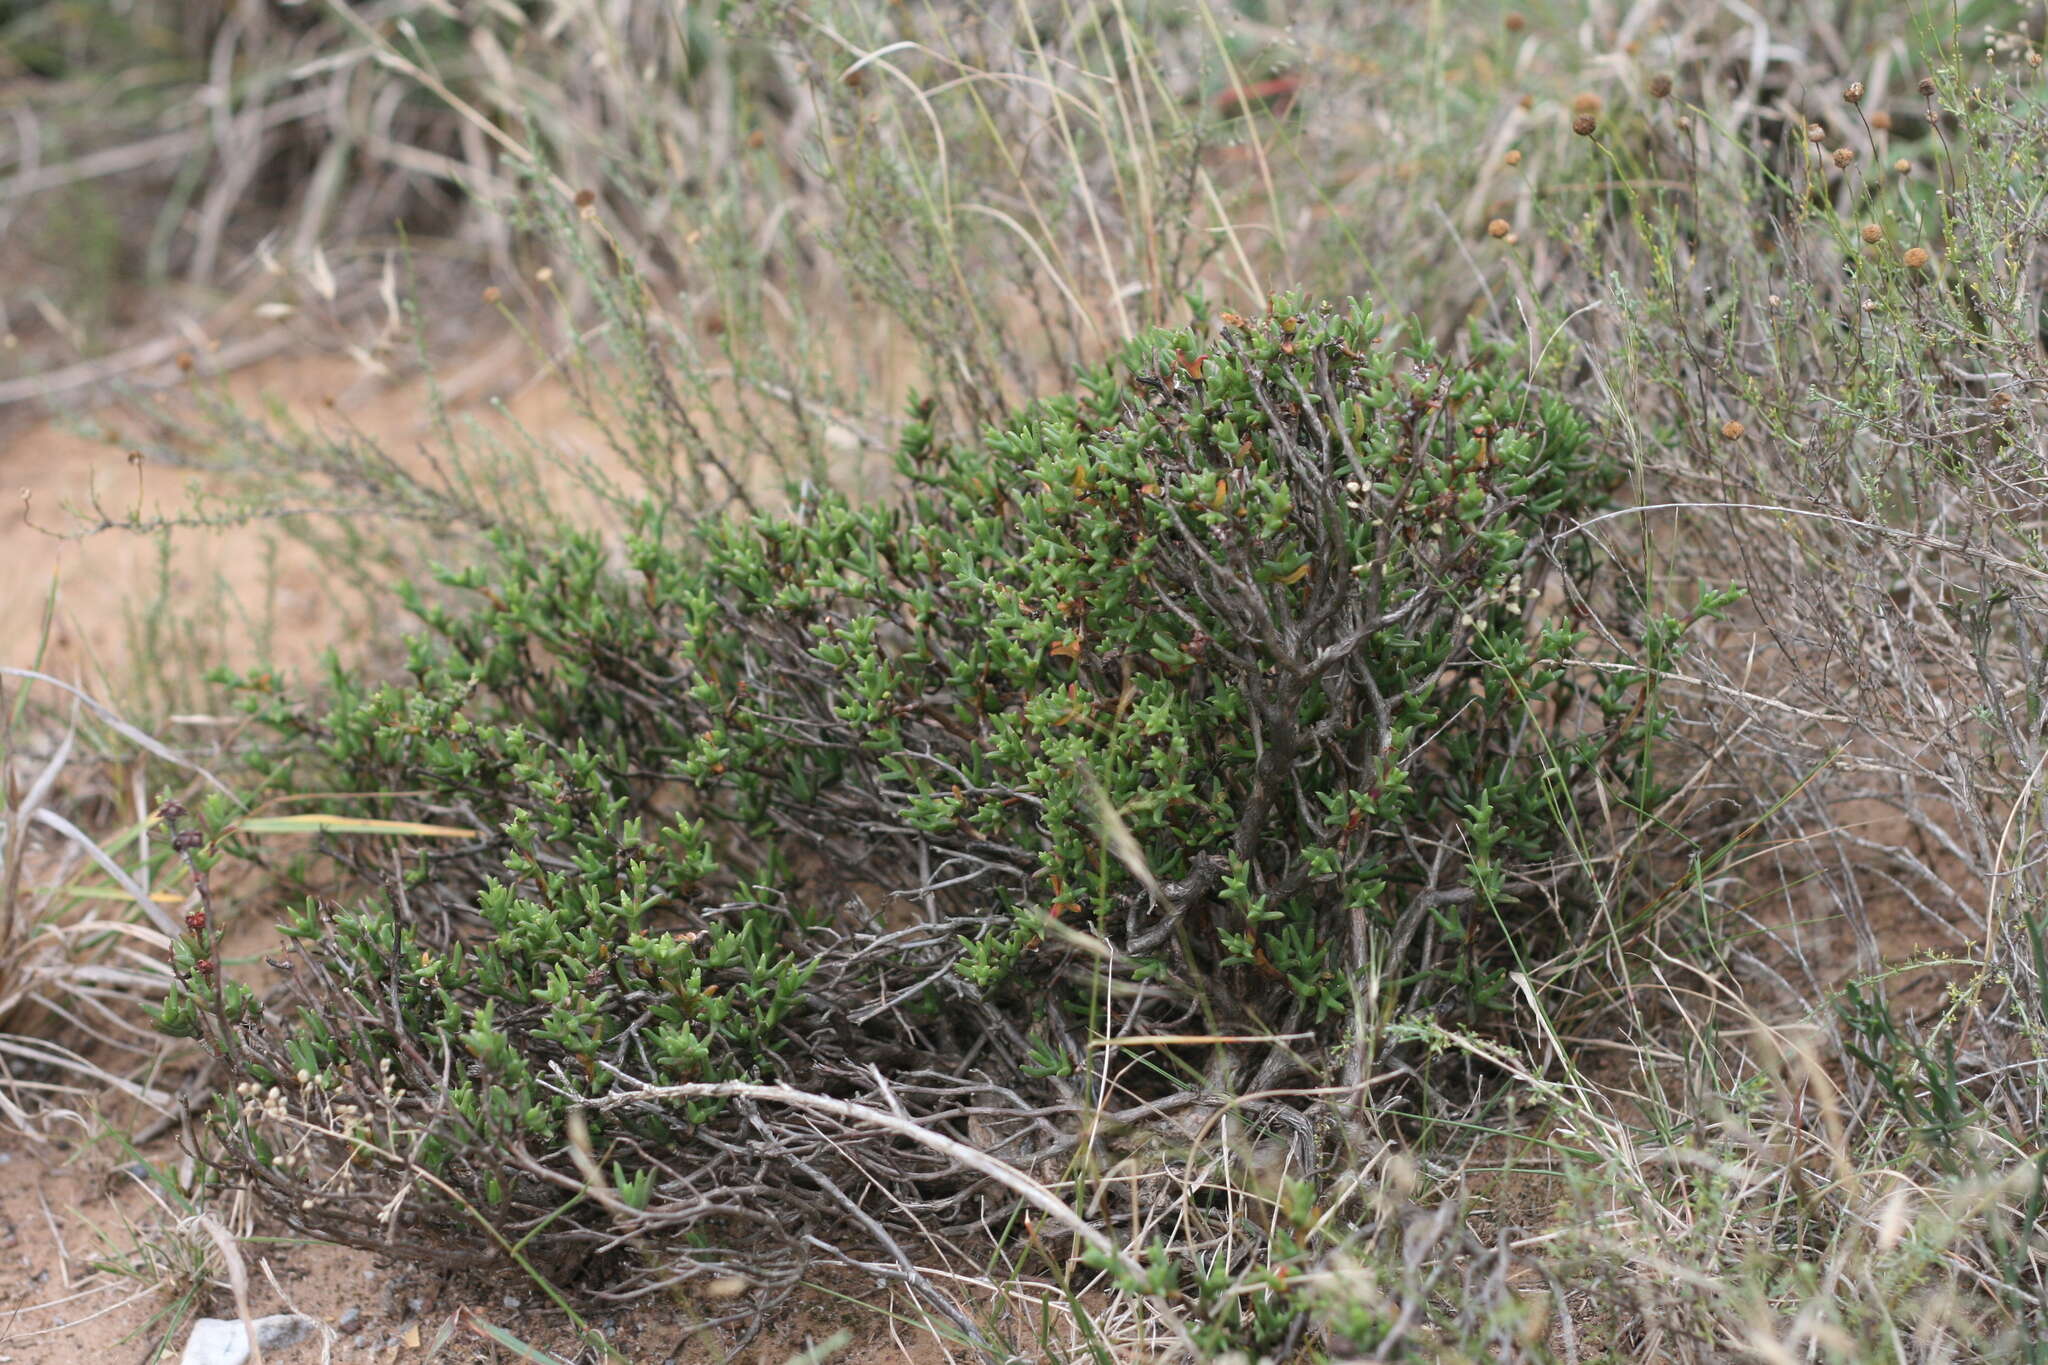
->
[2,324,904,691]
[4,343,598,685]
[0,1126,952,1363]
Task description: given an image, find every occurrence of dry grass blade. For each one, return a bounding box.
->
[0,669,232,797]
[229,813,484,839]
[30,809,183,939]
[460,1312,574,1365]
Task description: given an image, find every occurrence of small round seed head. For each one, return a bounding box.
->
[1806,122,1827,142]
[1504,148,1523,166]
[481,285,502,305]
[1677,114,1693,133]
[574,188,596,208]
[2031,50,2043,68]
[1869,109,1893,130]
[1572,112,1599,136]
[1833,146,1855,168]
[1862,223,1884,243]
[1648,73,1673,99]
[1572,91,1603,115]
[1844,81,1865,104]
[1487,218,1511,238]
[1903,245,1931,269]
[1504,12,1526,31]
[1518,93,1535,110]
[1918,76,1937,96]
[1893,157,1911,173]
[1720,419,1745,440]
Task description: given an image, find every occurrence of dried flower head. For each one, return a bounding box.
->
[1572,112,1598,136]
[1903,246,1931,269]
[1806,122,1827,142]
[1720,419,1745,440]
[1504,12,1526,31]
[2031,50,2044,68]
[1832,146,1855,168]
[1861,223,1884,244]
[1572,91,1604,116]
[482,286,502,305]
[1844,81,1865,104]
[1893,157,1911,173]
[1870,109,1893,130]
[1518,94,1535,110]
[574,188,596,208]
[1504,148,1523,166]
[1487,218,1511,238]
[1648,73,1672,99]
[1918,76,1937,96]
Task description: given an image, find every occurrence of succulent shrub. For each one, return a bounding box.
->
[160,296,1711,1300]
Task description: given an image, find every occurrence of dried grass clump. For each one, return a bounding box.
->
[0,667,209,1139]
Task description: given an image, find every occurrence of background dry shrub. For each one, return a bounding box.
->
[1473,4,2048,1355]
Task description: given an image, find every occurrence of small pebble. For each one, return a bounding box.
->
[336,1306,363,1335]
[502,1295,520,1310]
[408,1296,426,1315]
[179,1314,314,1365]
